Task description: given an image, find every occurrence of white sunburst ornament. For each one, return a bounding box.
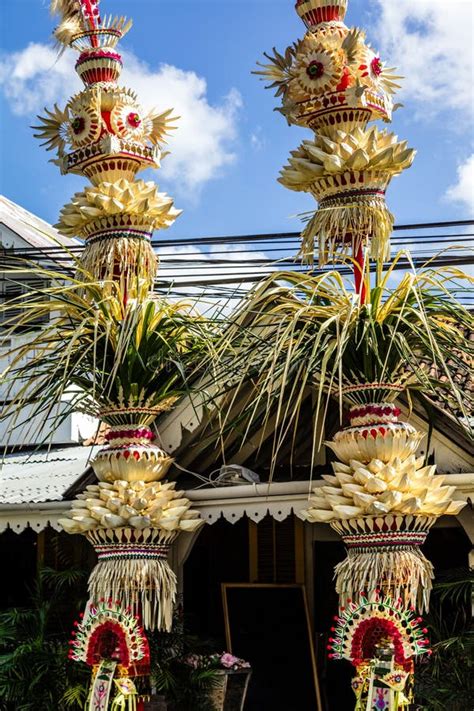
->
[296,48,344,94]
[359,48,403,96]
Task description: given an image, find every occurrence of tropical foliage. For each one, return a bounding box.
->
[148,618,223,711]
[0,258,218,435]
[0,567,89,711]
[215,253,473,466]
[415,568,473,711]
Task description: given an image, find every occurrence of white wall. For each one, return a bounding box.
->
[0,401,98,447]
[1,222,98,447]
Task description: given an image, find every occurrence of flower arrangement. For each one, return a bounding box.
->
[184,652,251,672]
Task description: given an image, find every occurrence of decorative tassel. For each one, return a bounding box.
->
[334,546,434,612]
[78,235,158,286]
[300,194,394,266]
[87,529,178,631]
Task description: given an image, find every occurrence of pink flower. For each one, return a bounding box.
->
[221,653,239,669]
[219,652,251,670]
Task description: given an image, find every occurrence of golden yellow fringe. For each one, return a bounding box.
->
[299,200,394,266]
[334,547,434,613]
[88,555,177,632]
[78,237,158,287]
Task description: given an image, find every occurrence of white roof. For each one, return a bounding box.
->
[0,446,96,504]
[0,194,81,249]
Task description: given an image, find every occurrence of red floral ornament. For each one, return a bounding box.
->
[127,112,142,128]
[371,56,383,77]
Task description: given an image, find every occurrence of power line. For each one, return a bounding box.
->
[3,219,474,255]
[2,220,473,306]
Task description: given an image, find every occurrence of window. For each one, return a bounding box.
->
[0,277,50,330]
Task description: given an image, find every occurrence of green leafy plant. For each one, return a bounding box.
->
[148,618,224,711]
[415,568,473,711]
[0,567,89,711]
[0,258,219,436]
[215,253,473,471]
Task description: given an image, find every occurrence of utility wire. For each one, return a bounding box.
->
[3,219,474,254]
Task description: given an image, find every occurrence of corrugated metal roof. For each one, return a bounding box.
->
[0,446,97,504]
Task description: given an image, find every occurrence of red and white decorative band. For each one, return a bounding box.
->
[349,403,401,426]
[105,427,154,443]
[94,544,170,561]
[295,0,347,26]
[342,531,428,549]
[76,49,123,66]
[300,7,343,24]
[335,422,413,441]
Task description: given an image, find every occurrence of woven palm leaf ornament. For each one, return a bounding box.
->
[254,0,415,275]
[299,396,466,612]
[55,296,207,631]
[33,0,181,286]
[35,0,207,633]
[69,599,150,710]
[254,1,469,706]
[327,593,431,710]
[298,379,466,703]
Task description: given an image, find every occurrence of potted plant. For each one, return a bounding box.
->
[185,653,251,711]
[0,567,89,710]
[147,618,250,711]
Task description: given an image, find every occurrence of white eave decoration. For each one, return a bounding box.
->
[188,481,314,524]
[0,476,473,535]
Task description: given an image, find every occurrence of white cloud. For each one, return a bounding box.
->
[0,43,241,194]
[445,154,474,213]
[250,127,265,151]
[0,43,79,115]
[372,0,474,118]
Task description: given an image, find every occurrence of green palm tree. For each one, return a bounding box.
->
[415,568,473,711]
[0,567,89,711]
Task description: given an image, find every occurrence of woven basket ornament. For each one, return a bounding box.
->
[299,398,466,612]
[255,0,415,264]
[33,0,181,285]
[59,408,204,631]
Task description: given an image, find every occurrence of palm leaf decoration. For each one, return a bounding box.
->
[0,256,218,439]
[253,43,299,98]
[215,252,473,470]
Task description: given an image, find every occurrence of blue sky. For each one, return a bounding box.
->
[0,0,473,241]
